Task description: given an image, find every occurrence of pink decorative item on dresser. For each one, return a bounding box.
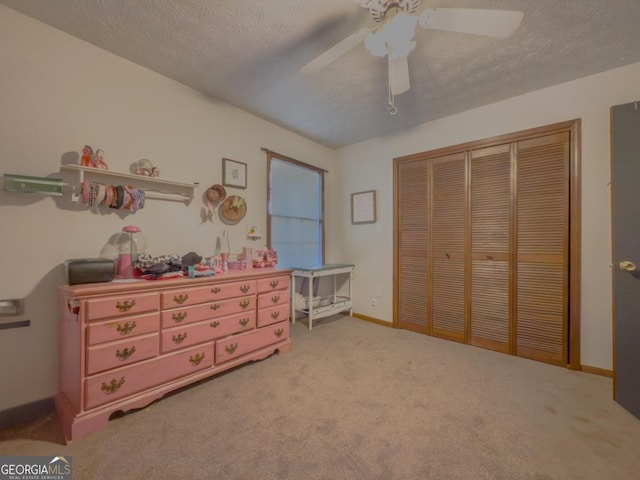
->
[56,268,292,442]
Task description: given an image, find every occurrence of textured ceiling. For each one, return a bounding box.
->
[2,0,640,148]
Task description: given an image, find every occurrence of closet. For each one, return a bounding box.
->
[394,121,580,368]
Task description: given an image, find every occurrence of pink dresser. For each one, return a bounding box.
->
[56,268,292,442]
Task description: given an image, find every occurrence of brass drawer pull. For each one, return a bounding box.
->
[274,328,284,338]
[225,343,238,355]
[189,353,205,366]
[240,284,251,293]
[116,300,136,312]
[210,321,220,328]
[239,300,250,309]
[271,311,280,319]
[239,318,250,327]
[115,346,136,360]
[172,333,187,344]
[101,376,125,394]
[211,287,221,294]
[210,304,221,311]
[270,280,279,288]
[172,312,187,323]
[271,295,280,303]
[173,294,189,305]
[107,321,137,335]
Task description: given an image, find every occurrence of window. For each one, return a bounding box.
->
[267,152,324,268]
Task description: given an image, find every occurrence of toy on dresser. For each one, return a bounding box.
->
[253,249,278,268]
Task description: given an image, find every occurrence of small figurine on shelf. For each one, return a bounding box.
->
[134,159,160,177]
[94,149,109,170]
[80,145,93,167]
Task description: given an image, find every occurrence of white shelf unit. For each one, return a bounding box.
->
[290,264,354,330]
[61,165,199,203]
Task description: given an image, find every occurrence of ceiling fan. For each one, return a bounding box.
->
[300,0,524,114]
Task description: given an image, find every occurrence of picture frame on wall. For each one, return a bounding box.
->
[351,190,377,224]
[222,158,247,189]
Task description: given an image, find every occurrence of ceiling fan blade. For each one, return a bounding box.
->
[419,8,524,38]
[389,55,410,95]
[300,28,370,75]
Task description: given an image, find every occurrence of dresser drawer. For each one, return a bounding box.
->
[85,343,214,409]
[161,280,257,309]
[161,311,256,353]
[215,320,289,364]
[86,333,159,375]
[257,275,290,293]
[257,288,289,309]
[257,304,290,328]
[86,312,160,346]
[161,295,255,328]
[85,292,159,321]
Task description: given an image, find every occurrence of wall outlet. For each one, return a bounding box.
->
[371,298,377,306]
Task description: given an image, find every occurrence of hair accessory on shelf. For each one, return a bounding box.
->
[81,180,90,205]
[95,183,107,206]
[115,185,125,209]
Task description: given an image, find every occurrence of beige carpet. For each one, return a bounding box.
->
[2,315,640,480]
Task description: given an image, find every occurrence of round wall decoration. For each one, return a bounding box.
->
[206,184,226,203]
[220,195,247,224]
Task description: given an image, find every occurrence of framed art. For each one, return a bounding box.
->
[351,190,377,224]
[222,158,247,189]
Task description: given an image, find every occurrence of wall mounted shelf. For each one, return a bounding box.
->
[61,165,199,203]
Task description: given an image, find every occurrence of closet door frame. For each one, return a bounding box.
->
[393,119,581,370]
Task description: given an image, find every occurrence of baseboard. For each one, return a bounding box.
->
[0,397,55,430]
[580,365,613,378]
[352,312,393,328]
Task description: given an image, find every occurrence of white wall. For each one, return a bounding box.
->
[0,5,339,411]
[337,61,640,371]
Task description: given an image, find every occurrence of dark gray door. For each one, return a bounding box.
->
[611,101,640,420]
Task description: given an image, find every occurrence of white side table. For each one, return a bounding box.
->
[290,264,354,330]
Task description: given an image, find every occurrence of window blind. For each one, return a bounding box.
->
[269,158,322,268]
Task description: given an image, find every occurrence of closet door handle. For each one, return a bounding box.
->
[619,260,637,272]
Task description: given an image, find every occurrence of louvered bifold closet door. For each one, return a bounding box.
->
[397,159,430,333]
[431,153,466,342]
[516,133,569,365]
[470,145,512,353]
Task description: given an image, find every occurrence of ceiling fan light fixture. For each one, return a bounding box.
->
[364,11,418,58]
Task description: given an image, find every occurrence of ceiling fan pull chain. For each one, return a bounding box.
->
[388,62,398,115]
